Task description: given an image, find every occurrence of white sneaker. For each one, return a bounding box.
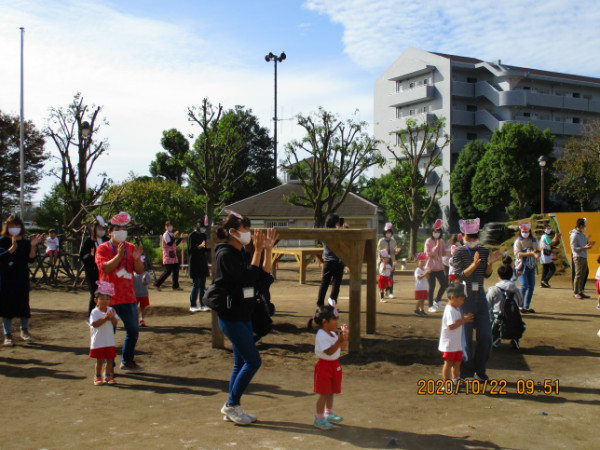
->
[388,293,395,299]
[434,301,441,309]
[221,403,253,425]
[200,306,211,312]
[428,306,437,313]
[189,306,201,312]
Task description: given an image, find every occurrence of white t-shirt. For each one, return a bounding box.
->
[539,234,553,265]
[596,267,600,280]
[448,257,455,276]
[45,236,59,251]
[414,267,428,291]
[438,304,463,352]
[315,328,340,360]
[89,306,120,349]
[379,262,393,277]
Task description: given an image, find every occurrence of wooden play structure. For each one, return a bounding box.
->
[209,228,378,353]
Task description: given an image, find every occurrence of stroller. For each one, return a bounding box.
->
[491,288,526,349]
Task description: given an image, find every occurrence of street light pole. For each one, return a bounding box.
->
[19,27,25,218]
[538,155,548,216]
[265,51,286,181]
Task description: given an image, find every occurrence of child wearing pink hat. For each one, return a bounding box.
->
[89,281,120,385]
[378,250,395,302]
[414,253,431,316]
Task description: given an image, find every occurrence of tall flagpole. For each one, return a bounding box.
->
[19,27,25,218]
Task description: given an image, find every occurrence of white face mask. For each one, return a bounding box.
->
[8,227,21,236]
[466,239,479,249]
[232,230,251,246]
[544,229,551,235]
[112,230,128,243]
[96,229,106,238]
[433,231,441,238]
[167,226,173,232]
[521,232,530,239]
[200,228,206,234]
[385,232,392,239]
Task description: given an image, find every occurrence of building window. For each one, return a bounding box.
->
[573,92,581,98]
[523,86,531,91]
[419,106,429,113]
[395,81,402,92]
[466,77,477,83]
[584,94,592,99]
[573,117,581,124]
[423,78,429,85]
[466,105,478,112]
[466,133,478,140]
[409,82,415,89]
[396,107,402,119]
[523,112,531,117]
[409,109,415,116]
[265,221,289,228]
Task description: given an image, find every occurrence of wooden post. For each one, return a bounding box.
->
[347,241,363,352]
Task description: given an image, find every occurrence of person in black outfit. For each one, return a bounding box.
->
[188,220,210,312]
[79,217,109,316]
[317,214,345,310]
[1,216,44,346]
[214,212,278,425]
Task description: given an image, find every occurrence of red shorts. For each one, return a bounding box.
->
[442,351,463,362]
[314,359,342,395]
[378,275,392,290]
[415,290,428,300]
[46,250,59,256]
[596,279,600,295]
[137,296,150,308]
[89,346,117,360]
[448,274,458,282]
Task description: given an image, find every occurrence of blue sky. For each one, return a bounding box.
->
[1,0,600,202]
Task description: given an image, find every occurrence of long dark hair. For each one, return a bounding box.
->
[324,214,339,229]
[216,213,251,240]
[1,215,26,237]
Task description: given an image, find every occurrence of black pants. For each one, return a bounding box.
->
[541,262,556,284]
[155,263,180,289]
[317,260,345,306]
[428,270,447,307]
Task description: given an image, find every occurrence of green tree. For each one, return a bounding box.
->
[101,176,202,233]
[0,110,47,218]
[283,107,384,227]
[185,98,247,229]
[387,116,449,257]
[471,122,554,219]
[45,92,109,228]
[552,120,600,211]
[149,128,189,184]
[450,140,488,218]
[34,184,69,230]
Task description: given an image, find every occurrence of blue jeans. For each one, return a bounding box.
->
[519,266,536,309]
[2,317,29,335]
[218,318,262,406]
[111,302,139,364]
[190,276,207,308]
[460,291,492,378]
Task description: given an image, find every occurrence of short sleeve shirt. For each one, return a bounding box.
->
[414,267,428,291]
[315,329,340,360]
[95,241,137,305]
[89,306,120,349]
[438,304,463,352]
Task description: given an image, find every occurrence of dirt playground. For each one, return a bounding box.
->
[1,262,599,449]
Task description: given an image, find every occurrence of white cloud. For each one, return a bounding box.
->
[303,0,600,76]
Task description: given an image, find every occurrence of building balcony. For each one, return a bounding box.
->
[390,85,435,107]
[452,110,475,126]
[452,81,475,98]
[391,113,438,132]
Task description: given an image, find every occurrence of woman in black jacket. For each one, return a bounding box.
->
[79,218,108,315]
[214,212,277,425]
[187,220,209,312]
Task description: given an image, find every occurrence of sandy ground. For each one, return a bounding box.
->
[1,262,600,449]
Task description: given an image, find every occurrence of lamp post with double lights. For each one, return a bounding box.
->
[538,155,548,215]
[265,51,286,180]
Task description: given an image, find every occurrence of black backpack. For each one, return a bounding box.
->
[499,288,526,340]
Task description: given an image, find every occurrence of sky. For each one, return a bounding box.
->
[1,0,600,203]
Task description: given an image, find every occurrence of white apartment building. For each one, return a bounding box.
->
[374,47,600,222]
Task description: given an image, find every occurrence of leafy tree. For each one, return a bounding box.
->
[0,110,47,218]
[224,106,278,202]
[361,164,441,236]
[45,92,109,227]
[185,98,248,229]
[471,122,554,219]
[450,140,488,218]
[149,129,189,184]
[387,116,450,257]
[283,107,384,227]
[101,176,202,233]
[34,184,69,230]
[552,120,600,211]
